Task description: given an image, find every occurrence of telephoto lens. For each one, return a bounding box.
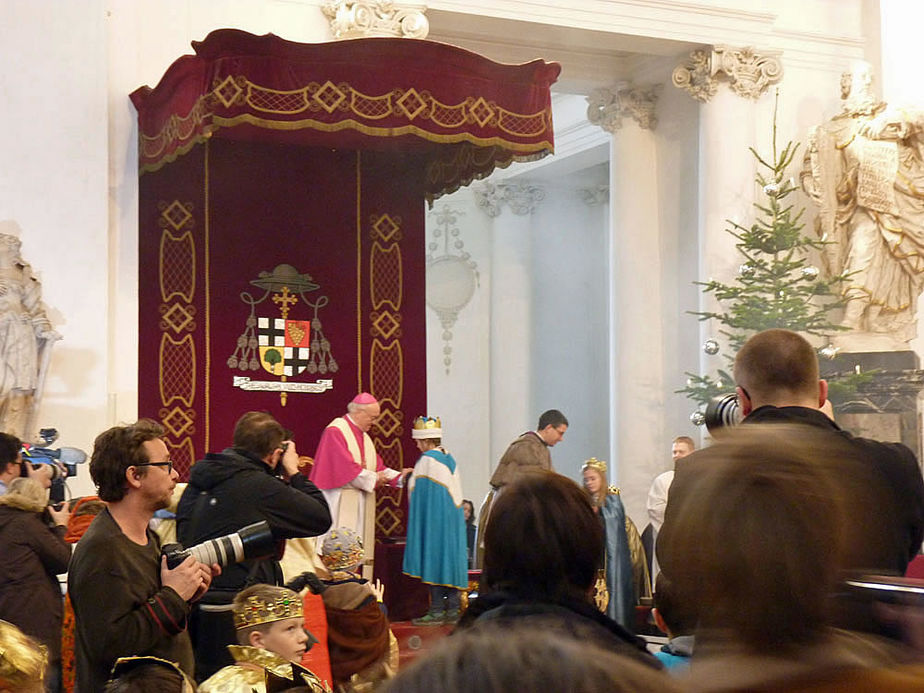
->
[161,520,275,569]
[704,393,742,434]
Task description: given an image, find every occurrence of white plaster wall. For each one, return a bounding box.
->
[0,1,109,497]
[530,182,609,487]
[423,191,494,505]
[880,0,924,357]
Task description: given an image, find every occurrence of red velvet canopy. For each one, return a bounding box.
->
[130,31,558,560]
[130,29,560,201]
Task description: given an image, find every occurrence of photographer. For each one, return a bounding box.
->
[68,420,219,692]
[0,431,52,495]
[659,330,924,606]
[0,476,71,692]
[176,411,331,681]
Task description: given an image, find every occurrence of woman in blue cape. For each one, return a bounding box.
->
[582,457,648,631]
[402,416,468,625]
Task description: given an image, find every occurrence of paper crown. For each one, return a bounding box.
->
[351,392,377,405]
[411,416,442,439]
[233,593,304,630]
[321,527,365,570]
[582,457,607,475]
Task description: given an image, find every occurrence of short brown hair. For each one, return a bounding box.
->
[0,431,22,467]
[733,329,819,402]
[672,436,694,449]
[90,419,164,502]
[482,470,602,601]
[661,425,852,651]
[232,412,285,458]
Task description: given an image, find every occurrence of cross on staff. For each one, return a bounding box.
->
[272,286,298,318]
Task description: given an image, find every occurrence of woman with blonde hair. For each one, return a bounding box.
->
[0,477,71,692]
[581,457,650,631]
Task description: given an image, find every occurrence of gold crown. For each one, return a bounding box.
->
[413,416,441,430]
[582,457,607,475]
[321,527,365,570]
[233,594,303,630]
[412,416,442,439]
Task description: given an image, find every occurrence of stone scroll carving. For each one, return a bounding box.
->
[586,83,661,133]
[673,46,782,102]
[473,182,545,218]
[322,0,429,39]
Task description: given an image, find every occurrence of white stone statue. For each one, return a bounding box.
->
[801,61,924,345]
[0,235,59,439]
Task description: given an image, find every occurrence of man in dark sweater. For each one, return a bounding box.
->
[69,419,218,692]
[176,411,331,680]
[660,329,924,586]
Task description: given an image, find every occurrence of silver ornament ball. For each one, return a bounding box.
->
[703,338,720,355]
[690,411,706,426]
[802,265,819,280]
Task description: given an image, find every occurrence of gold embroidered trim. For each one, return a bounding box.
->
[138,76,554,172]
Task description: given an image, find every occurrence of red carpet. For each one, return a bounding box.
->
[391,620,454,669]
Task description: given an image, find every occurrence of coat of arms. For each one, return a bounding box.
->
[227,264,338,404]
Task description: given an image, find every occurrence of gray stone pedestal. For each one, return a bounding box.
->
[821,351,924,460]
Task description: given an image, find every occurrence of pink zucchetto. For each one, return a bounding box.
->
[351,392,377,405]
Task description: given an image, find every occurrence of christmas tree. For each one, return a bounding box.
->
[678,95,851,422]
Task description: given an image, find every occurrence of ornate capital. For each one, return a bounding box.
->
[671,49,717,103]
[322,0,429,40]
[473,182,545,217]
[673,46,782,102]
[587,83,661,133]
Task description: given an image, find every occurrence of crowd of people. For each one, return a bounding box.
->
[3,328,924,691]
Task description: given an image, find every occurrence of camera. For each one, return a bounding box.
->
[704,393,742,433]
[161,520,275,569]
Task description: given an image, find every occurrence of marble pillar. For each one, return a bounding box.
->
[473,182,544,466]
[588,83,665,523]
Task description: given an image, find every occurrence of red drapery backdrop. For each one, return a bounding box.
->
[132,30,559,543]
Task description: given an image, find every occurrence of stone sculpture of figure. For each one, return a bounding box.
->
[801,61,924,344]
[0,235,59,439]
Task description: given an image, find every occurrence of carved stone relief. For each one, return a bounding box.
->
[673,46,782,102]
[587,83,661,133]
[472,182,545,217]
[322,0,429,39]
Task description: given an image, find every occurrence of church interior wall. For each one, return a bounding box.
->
[528,179,610,487]
[0,0,110,497]
[7,0,920,513]
[423,190,495,508]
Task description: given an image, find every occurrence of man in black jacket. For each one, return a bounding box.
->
[659,329,924,612]
[176,410,331,681]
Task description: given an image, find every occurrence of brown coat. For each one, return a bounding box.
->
[489,432,552,488]
[0,503,71,659]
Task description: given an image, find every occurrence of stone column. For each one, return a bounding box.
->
[473,182,545,466]
[587,83,665,522]
[672,46,782,418]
